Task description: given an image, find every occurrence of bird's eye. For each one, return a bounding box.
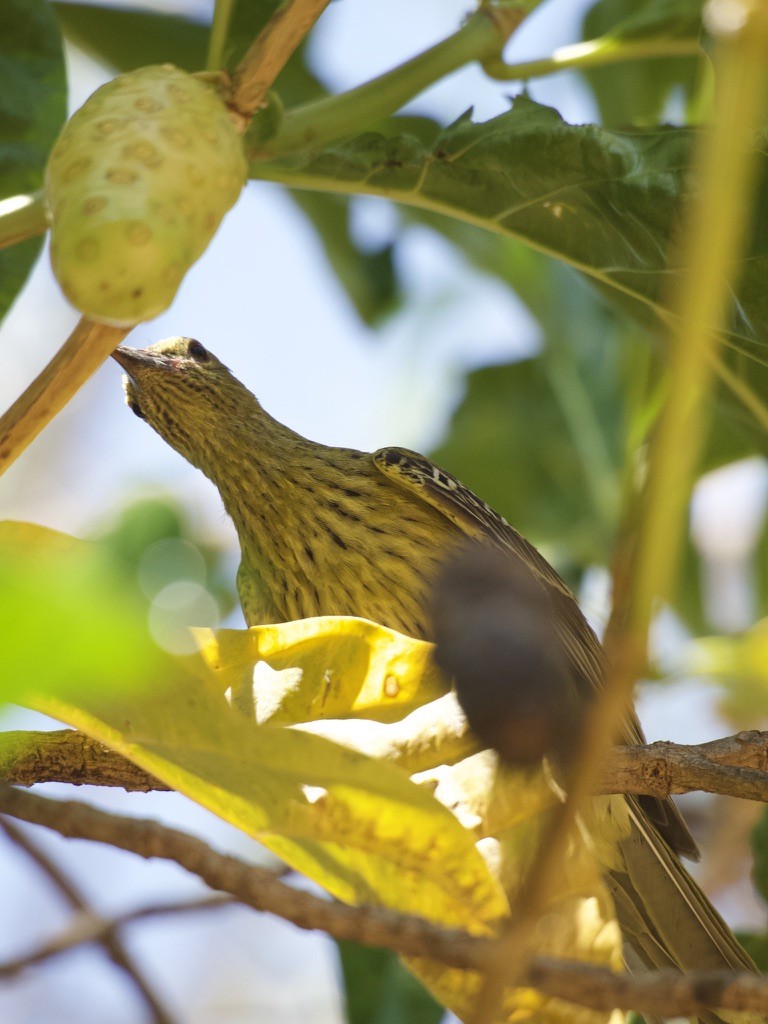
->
[187,339,209,362]
[127,398,146,420]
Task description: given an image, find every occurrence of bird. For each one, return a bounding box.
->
[112,335,759,1016]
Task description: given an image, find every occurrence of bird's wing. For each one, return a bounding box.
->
[373,445,611,696]
[373,446,698,859]
[374,447,762,998]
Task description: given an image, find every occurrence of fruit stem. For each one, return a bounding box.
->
[251,7,527,159]
[0,191,47,251]
[0,318,129,475]
[229,0,332,121]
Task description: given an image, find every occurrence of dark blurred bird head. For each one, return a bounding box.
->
[431,542,587,766]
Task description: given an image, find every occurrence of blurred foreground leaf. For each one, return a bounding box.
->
[8,553,622,1020]
[0,521,172,704]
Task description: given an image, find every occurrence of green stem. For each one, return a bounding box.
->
[251,8,524,160]
[207,0,237,71]
[0,191,47,251]
[482,34,702,82]
[628,10,768,642]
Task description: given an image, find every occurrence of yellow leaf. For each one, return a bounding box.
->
[6,523,621,1022]
[194,617,449,724]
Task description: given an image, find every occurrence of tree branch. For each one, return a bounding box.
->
[0,785,490,971]
[0,729,167,791]
[0,894,230,982]
[4,725,768,802]
[0,317,128,476]
[2,785,768,1018]
[0,816,178,1023]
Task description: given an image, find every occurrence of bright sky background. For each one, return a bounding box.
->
[1,1,767,1021]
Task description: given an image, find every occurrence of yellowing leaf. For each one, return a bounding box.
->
[24,662,507,931]
[194,617,449,724]
[6,523,620,1022]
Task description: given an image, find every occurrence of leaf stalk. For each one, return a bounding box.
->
[482,33,702,82]
[0,191,47,251]
[251,7,526,160]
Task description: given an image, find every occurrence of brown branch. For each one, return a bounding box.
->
[599,733,768,801]
[528,958,768,1016]
[229,0,331,121]
[0,817,177,1023]
[0,894,230,982]
[4,727,768,803]
[0,785,490,971]
[0,317,128,476]
[3,785,768,1018]
[0,729,167,791]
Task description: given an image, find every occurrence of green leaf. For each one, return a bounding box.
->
[0,521,170,704]
[338,942,443,1024]
[0,0,66,326]
[581,0,706,125]
[430,256,625,573]
[290,191,399,324]
[54,3,208,72]
[588,0,705,40]
[252,96,768,445]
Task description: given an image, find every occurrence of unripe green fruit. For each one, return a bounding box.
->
[45,64,247,326]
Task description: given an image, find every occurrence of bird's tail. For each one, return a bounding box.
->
[609,798,762,1024]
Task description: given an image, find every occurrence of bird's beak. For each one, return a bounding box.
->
[111,345,160,376]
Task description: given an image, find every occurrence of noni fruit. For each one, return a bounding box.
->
[45,64,247,326]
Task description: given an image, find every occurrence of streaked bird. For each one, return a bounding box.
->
[113,336,760,1020]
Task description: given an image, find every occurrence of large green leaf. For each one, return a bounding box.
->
[338,942,443,1024]
[54,3,208,72]
[580,0,706,125]
[251,95,768,376]
[0,0,66,327]
[427,246,627,576]
[0,521,169,704]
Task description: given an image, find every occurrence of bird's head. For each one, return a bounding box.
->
[111,337,257,472]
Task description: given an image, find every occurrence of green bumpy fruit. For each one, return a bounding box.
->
[45,64,247,326]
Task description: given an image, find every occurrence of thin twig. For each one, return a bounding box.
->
[0,785,492,970]
[3,786,768,1018]
[0,816,178,1023]
[0,893,231,982]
